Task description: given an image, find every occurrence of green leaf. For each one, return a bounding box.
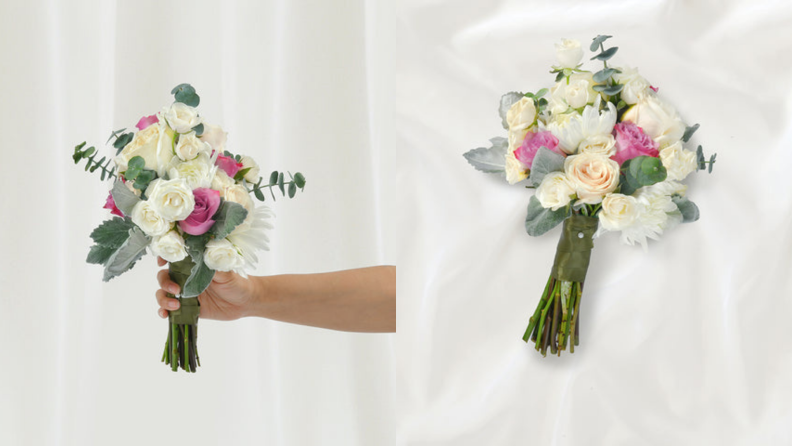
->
[682,123,700,143]
[233,167,252,182]
[590,35,612,51]
[254,187,265,201]
[83,147,96,158]
[103,227,149,281]
[210,201,248,239]
[278,172,285,195]
[111,180,141,216]
[555,71,565,82]
[128,156,145,171]
[463,137,508,177]
[113,132,134,150]
[192,123,204,136]
[268,170,279,185]
[293,172,306,188]
[499,92,525,129]
[529,147,566,187]
[171,83,200,107]
[696,145,705,170]
[288,182,296,198]
[672,196,700,223]
[181,255,215,298]
[708,153,717,173]
[525,196,569,237]
[534,88,548,98]
[593,83,623,95]
[90,217,135,248]
[620,156,667,194]
[616,100,627,110]
[86,244,117,265]
[591,47,618,61]
[133,170,156,191]
[593,68,620,83]
[106,128,127,144]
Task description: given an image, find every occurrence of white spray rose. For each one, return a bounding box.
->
[564,73,598,109]
[174,131,211,161]
[622,95,685,147]
[224,184,254,213]
[504,151,528,185]
[579,134,616,157]
[599,194,640,231]
[199,123,228,152]
[536,172,576,210]
[564,153,620,204]
[146,178,195,221]
[613,66,650,105]
[168,153,215,189]
[131,200,171,237]
[163,102,202,134]
[114,122,175,177]
[239,155,261,183]
[212,170,236,196]
[204,238,245,272]
[150,230,188,263]
[506,97,536,132]
[659,141,697,181]
[555,39,583,69]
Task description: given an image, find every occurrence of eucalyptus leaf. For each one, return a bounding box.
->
[288,182,297,198]
[463,137,508,177]
[555,71,565,82]
[90,217,135,248]
[113,132,134,150]
[210,201,248,239]
[525,196,569,237]
[696,145,705,170]
[593,68,619,83]
[278,172,285,194]
[103,227,149,282]
[591,47,618,61]
[708,153,717,173]
[499,92,525,129]
[293,172,306,188]
[111,180,141,216]
[672,196,700,223]
[269,171,279,185]
[529,147,566,187]
[254,187,265,201]
[590,35,612,51]
[682,123,700,143]
[171,83,200,107]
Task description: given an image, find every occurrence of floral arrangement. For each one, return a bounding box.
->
[72,84,306,372]
[464,36,715,357]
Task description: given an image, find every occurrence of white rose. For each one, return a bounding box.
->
[212,170,236,196]
[506,97,536,132]
[145,178,195,221]
[535,171,575,210]
[622,95,685,147]
[547,82,569,115]
[613,66,650,105]
[505,151,528,185]
[555,39,583,69]
[131,200,171,237]
[163,102,203,134]
[168,153,214,189]
[599,194,639,231]
[578,134,616,157]
[174,131,211,161]
[199,123,228,152]
[239,155,260,183]
[659,141,697,181]
[508,128,528,153]
[224,184,254,213]
[564,73,598,109]
[204,238,245,272]
[114,121,175,177]
[150,230,188,263]
[564,153,620,204]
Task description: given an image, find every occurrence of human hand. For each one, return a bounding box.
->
[155,257,258,321]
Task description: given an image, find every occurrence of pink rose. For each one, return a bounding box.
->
[611,121,659,166]
[136,114,159,131]
[514,131,563,169]
[179,188,221,235]
[103,191,123,217]
[216,154,243,178]
[649,86,659,93]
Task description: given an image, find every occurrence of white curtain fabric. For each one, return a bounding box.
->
[394,1,792,445]
[0,1,395,445]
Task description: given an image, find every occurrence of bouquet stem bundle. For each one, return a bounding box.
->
[162,259,201,372]
[523,214,597,356]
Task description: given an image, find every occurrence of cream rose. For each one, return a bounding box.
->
[506,97,536,132]
[579,134,616,157]
[599,194,639,231]
[555,39,583,69]
[211,170,236,196]
[163,102,202,134]
[622,95,685,147]
[535,172,576,210]
[224,184,254,213]
[199,123,228,152]
[131,200,171,237]
[564,73,598,109]
[145,178,195,221]
[564,153,620,204]
[114,122,175,177]
[504,151,528,185]
[659,142,697,181]
[168,153,214,189]
[174,131,211,161]
[150,230,188,263]
[204,238,245,272]
[613,66,650,105]
[239,155,261,183]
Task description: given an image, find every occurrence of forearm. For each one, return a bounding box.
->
[246,266,396,333]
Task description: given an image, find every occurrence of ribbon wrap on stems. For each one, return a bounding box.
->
[551,214,598,283]
[162,258,201,372]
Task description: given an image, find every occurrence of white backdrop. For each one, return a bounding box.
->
[394,1,792,445]
[0,1,396,445]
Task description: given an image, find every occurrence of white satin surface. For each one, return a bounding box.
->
[0,1,395,445]
[394,1,792,445]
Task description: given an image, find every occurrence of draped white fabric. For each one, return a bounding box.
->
[0,1,395,445]
[394,1,792,445]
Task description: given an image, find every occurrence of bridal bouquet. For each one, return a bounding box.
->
[72,84,306,371]
[464,36,715,356]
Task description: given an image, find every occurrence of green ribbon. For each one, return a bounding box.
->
[550,214,598,283]
[167,258,201,326]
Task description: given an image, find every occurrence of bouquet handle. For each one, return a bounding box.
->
[161,259,201,372]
